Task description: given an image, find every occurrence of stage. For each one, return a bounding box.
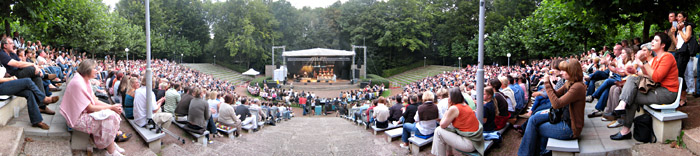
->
[282,79,360,91]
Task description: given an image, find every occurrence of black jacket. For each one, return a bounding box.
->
[403,102,420,124]
[389,103,403,122]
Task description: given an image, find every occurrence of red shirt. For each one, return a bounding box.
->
[299,97,307,105]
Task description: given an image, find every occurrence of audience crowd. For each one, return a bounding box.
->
[0,10,695,156]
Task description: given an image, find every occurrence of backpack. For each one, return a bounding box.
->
[633,114,657,143]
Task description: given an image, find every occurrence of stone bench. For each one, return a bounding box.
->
[643,105,688,141]
[0,96,27,126]
[384,128,403,142]
[408,135,432,155]
[69,130,95,154]
[125,117,165,153]
[371,123,401,135]
[546,138,579,156]
[172,121,210,147]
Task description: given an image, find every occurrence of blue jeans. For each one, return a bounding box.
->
[586,70,609,95]
[401,123,419,143]
[696,55,700,95]
[301,104,307,115]
[518,111,574,156]
[592,77,620,111]
[530,96,551,113]
[0,78,46,124]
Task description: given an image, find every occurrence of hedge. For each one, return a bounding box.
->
[381,60,434,77]
[362,74,391,87]
[249,76,271,88]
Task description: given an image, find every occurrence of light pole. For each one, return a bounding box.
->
[180,53,183,64]
[125,48,129,67]
[424,57,426,67]
[213,55,216,65]
[458,57,461,68]
[507,53,511,67]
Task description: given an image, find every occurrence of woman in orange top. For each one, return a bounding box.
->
[431,88,484,156]
[610,32,679,140]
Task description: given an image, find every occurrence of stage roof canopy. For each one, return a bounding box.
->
[282,48,355,57]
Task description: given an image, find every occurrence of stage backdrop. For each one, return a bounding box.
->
[282,48,355,80]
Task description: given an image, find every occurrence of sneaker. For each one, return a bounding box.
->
[208,140,214,144]
[587,110,603,118]
[601,117,610,121]
[607,120,623,128]
[399,143,409,149]
[585,96,593,102]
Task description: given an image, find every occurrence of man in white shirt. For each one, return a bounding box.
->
[134,77,172,129]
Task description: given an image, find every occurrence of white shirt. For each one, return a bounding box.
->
[134,86,157,127]
[372,104,390,122]
[414,113,438,135]
[436,98,449,119]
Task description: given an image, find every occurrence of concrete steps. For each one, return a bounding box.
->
[683,127,700,155]
[0,126,24,156]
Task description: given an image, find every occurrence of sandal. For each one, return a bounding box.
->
[114,133,132,142]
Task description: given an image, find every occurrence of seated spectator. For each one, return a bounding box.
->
[436,88,449,120]
[1,37,57,98]
[236,98,255,131]
[431,88,485,156]
[372,97,390,128]
[217,94,241,137]
[174,86,194,120]
[518,58,586,155]
[610,33,679,140]
[185,88,217,143]
[487,79,510,131]
[206,91,220,120]
[164,83,181,114]
[60,59,127,156]
[123,77,139,119]
[133,76,171,130]
[388,95,404,123]
[249,99,265,129]
[400,92,439,149]
[0,66,58,129]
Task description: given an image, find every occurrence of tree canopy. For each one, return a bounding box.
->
[2,0,699,75]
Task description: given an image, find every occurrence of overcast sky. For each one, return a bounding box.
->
[102,0,349,11]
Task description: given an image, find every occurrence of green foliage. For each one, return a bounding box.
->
[250,76,271,88]
[381,60,433,77]
[362,74,391,87]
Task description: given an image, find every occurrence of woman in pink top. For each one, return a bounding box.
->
[60,60,126,156]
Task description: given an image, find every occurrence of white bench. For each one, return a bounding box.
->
[0,96,27,126]
[546,138,579,156]
[216,127,237,139]
[643,105,688,141]
[371,123,402,135]
[172,121,210,147]
[408,135,433,155]
[648,77,683,113]
[241,124,256,133]
[384,128,403,142]
[125,118,165,153]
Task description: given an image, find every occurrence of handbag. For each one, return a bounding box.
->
[548,107,564,124]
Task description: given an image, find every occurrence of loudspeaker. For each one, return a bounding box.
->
[357,64,361,68]
[354,69,360,78]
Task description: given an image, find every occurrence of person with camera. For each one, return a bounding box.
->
[518,59,586,156]
[608,33,679,140]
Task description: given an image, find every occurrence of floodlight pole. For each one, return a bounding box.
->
[352,45,367,79]
[476,0,485,123]
[272,46,286,67]
[145,0,154,119]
